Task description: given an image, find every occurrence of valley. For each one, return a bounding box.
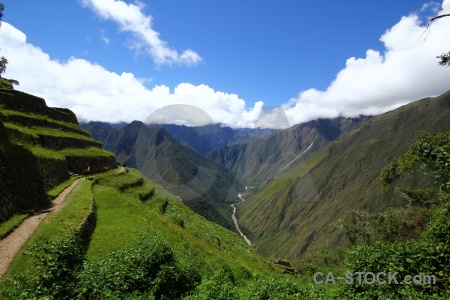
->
[1,87,450,298]
[231,191,252,246]
[82,92,450,263]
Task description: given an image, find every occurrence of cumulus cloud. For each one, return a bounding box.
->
[0,22,262,126]
[81,0,202,67]
[1,1,450,129]
[284,0,450,124]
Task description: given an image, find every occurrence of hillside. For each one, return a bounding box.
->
[1,89,449,298]
[82,121,242,230]
[206,116,371,184]
[0,89,116,223]
[155,123,277,154]
[237,91,450,261]
[1,168,343,299]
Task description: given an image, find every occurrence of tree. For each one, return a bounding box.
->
[0,56,7,77]
[0,3,8,77]
[0,3,18,88]
[427,14,450,66]
[437,51,450,66]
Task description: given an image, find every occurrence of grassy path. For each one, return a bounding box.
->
[0,179,81,277]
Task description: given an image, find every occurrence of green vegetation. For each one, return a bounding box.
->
[2,102,450,298]
[46,177,77,200]
[206,116,370,184]
[84,121,240,230]
[237,91,450,262]
[0,4,19,89]
[0,177,77,238]
[0,90,115,223]
[60,146,114,157]
[3,169,341,299]
[0,213,28,239]
[0,108,90,134]
[0,77,13,89]
[1,178,93,278]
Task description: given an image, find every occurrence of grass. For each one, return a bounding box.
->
[0,178,77,239]
[0,108,90,135]
[0,213,29,239]
[86,169,274,278]
[60,147,114,157]
[46,176,77,200]
[1,178,93,279]
[0,168,355,299]
[237,91,450,264]
[3,122,100,144]
[24,145,66,160]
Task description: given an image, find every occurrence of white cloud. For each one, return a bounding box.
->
[284,1,450,125]
[0,22,261,126]
[81,0,202,67]
[420,1,440,14]
[99,29,110,44]
[1,1,450,129]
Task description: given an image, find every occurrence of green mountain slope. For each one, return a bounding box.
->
[237,91,450,261]
[0,169,279,299]
[157,123,277,154]
[206,116,371,184]
[0,89,115,223]
[83,121,242,230]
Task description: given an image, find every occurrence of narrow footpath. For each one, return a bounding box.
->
[0,179,81,277]
[231,190,252,246]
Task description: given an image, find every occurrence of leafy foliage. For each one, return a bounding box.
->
[237,92,450,260]
[345,202,450,298]
[3,231,85,299]
[76,232,200,299]
[343,131,450,298]
[0,3,17,86]
[381,131,450,192]
[438,51,450,66]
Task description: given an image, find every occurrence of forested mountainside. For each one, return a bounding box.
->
[153,123,277,154]
[236,91,450,261]
[82,121,242,230]
[206,116,371,184]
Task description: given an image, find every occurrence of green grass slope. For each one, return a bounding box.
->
[83,121,242,230]
[238,90,450,262]
[86,169,269,274]
[2,149,448,298]
[0,89,115,224]
[0,169,295,299]
[206,116,371,185]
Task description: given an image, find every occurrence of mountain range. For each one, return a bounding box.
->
[237,91,450,261]
[81,121,242,230]
[82,90,450,262]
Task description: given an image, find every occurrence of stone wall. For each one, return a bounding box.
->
[36,157,70,191]
[0,113,90,137]
[65,155,117,174]
[38,135,101,150]
[0,89,78,124]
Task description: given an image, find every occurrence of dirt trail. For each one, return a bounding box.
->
[0,178,81,277]
[279,142,314,172]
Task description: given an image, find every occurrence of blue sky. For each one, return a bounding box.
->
[1,0,450,127]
